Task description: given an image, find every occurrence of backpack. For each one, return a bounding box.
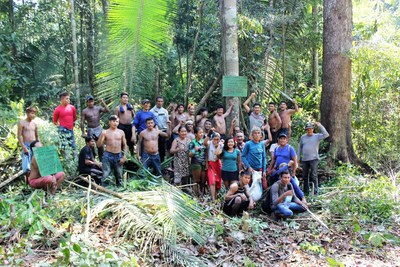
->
[261,187,273,214]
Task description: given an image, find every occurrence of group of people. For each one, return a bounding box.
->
[18,91,329,220]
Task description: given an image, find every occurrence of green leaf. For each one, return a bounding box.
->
[72,243,82,253]
[62,248,70,263]
[326,256,344,267]
[369,233,384,247]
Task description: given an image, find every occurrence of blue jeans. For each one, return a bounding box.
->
[141,151,162,176]
[102,151,123,185]
[274,202,306,217]
[302,159,319,195]
[21,142,32,173]
[58,126,76,150]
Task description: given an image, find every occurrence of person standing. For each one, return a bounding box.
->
[279,99,299,139]
[137,117,171,176]
[189,127,209,197]
[53,92,77,151]
[221,136,242,189]
[150,96,169,162]
[97,115,127,186]
[17,107,39,183]
[268,102,282,144]
[243,92,268,133]
[170,125,191,186]
[115,92,135,154]
[206,133,223,201]
[241,127,267,202]
[298,122,329,195]
[132,99,159,146]
[81,95,110,160]
[213,100,234,140]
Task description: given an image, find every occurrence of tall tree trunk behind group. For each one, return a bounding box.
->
[312,4,319,88]
[320,0,370,171]
[85,0,95,93]
[70,0,81,111]
[221,0,240,127]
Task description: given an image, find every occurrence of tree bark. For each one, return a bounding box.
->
[221,0,240,128]
[70,0,81,111]
[320,0,371,172]
[312,5,319,88]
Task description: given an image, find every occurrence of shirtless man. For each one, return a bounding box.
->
[17,107,39,182]
[28,141,65,195]
[137,117,171,176]
[97,115,127,186]
[279,99,299,139]
[243,92,268,133]
[81,95,110,160]
[171,103,188,133]
[186,104,196,123]
[196,107,208,130]
[213,100,234,139]
[268,102,282,144]
[115,92,135,154]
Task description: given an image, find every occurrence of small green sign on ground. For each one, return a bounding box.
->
[32,146,63,177]
[222,76,248,97]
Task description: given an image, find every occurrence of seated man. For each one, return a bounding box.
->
[270,171,307,218]
[78,136,103,184]
[28,141,65,195]
[270,161,306,202]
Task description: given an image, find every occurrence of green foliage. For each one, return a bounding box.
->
[320,165,399,223]
[300,241,326,255]
[57,241,139,266]
[326,256,345,267]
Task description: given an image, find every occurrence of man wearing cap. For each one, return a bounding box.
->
[298,122,329,195]
[132,99,158,152]
[269,132,298,175]
[81,95,110,160]
[115,92,135,154]
[150,96,169,162]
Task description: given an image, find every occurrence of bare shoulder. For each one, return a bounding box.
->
[230,182,239,191]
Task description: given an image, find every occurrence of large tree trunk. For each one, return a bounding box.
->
[320,0,371,172]
[221,0,240,127]
[70,0,81,111]
[312,4,319,88]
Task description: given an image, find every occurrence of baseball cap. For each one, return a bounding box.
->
[141,99,150,105]
[305,123,314,129]
[278,133,287,138]
[86,95,94,101]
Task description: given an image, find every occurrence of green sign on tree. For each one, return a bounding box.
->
[32,146,63,177]
[222,76,248,97]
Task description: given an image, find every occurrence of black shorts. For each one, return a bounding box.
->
[223,198,250,216]
[118,123,133,147]
[221,170,239,181]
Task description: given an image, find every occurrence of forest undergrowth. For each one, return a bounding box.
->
[0,160,399,266]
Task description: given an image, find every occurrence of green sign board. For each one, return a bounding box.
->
[32,146,63,177]
[222,76,248,97]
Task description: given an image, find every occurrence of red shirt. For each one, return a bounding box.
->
[53,104,77,130]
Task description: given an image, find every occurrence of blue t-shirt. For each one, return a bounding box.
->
[221,149,240,172]
[241,140,267,172]
[133,110,158,133]
[274,144,296,168]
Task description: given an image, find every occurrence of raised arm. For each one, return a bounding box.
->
[99,99,110,113]
[289,98,299,114]
[243,92,256,114]
[316,122,329,139]
[223,99,234,118]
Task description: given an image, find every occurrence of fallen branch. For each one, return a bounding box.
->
[0,170,23,189]
[194,74,222,115]
[84,175,92,240]
[306,207,330,230]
